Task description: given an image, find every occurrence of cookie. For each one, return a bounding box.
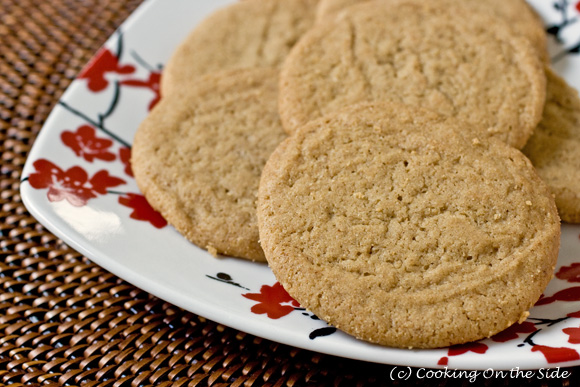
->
[132,68,286,262]
[279,0,546,149]
[315,0,548,61]
[161,0,319,96]
[523,68,580,223]
[258,102,560,348]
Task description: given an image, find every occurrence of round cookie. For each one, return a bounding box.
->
[161,0,319,96]
[258,102,560,349]
[132,68,286,262]
[315,0,548,61]
[523,68,580,223]
[279,0,546,149]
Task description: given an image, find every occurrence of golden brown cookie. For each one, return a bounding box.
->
[315,0,548,61]
[132,68,286,262]
[161,0,319,96]
[279,0,546,149]
[258,102,560,349]
[523,68,580,223]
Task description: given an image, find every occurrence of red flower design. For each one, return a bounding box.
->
[531,345,580,364]
[563,326,580,344]
[576,1,580,13]
[118,193,167,228]
[437,341,488,366]
[89,170,126,194]
[119,147,133,177]
[556,263,580,283]
[28,159,125,207]
[120,71,162,110]
[78,48,135,92]
[568,310,580,318]
[447,342,488,357]
[243,282,300,319]
[490,321,536,343]
[61,125,116,162]
[535,287,580,306]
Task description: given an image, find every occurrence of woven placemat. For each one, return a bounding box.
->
[1,0,579,386]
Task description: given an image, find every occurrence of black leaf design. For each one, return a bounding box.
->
[309,327,337,340]
[206,272,249,290]
[569,42,580,54]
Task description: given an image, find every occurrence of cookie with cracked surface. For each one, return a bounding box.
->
[132,68,286,262]
[279,0,546,149]
[523,68,580,223]
[258,102,560,348]
[315,0,547,61]
[161,0,319,96]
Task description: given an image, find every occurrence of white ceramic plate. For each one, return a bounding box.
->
[20,0,580,371]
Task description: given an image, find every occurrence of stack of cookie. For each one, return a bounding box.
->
[132,0,320,262]
[132,0,579,349]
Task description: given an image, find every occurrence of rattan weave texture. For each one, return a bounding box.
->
[1,0,579,386]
